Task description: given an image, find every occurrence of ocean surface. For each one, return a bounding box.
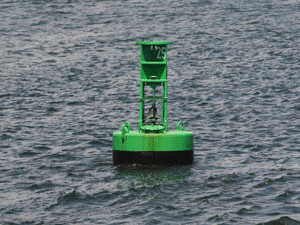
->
[1,0,300,224]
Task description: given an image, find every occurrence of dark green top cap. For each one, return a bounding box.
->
[136,41,172,45]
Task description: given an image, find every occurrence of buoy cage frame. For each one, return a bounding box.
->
[113,41,194,165]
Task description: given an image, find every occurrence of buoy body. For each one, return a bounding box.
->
[113,129,193,165]
[112,41,194,165]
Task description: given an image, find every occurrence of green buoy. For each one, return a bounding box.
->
[113,41,194,165]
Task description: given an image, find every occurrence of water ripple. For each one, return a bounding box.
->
[1,0,300,224]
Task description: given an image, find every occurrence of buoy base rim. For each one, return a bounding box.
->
[113,150,194,165]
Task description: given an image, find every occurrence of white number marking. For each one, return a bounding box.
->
[161,47,166,59]
[150,46,167,59]
[157,47,161,59]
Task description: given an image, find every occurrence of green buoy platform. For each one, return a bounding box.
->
[113,41,194,165]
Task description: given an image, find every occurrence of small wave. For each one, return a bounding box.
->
[44,59,56,63]
[19,150,39,157]
[67,101,85,106]
[258,216,300,225]
[29,180,55,191]
[0,134,12,140]
[46,106,59,113]
[276,190,297,201]
[88,139,102,145]
[58,189,80,202]
[47,189,99,209]
[27,92,43,97]
[1,220,36,225]
[254,179,274,188]
[87,139,111,147]
[33,145,52,151]
[0,93,11,98]
[46,189,84,210]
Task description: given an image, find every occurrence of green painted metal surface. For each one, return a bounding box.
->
[113,130,193,152]
[137,41,171,132]
[112,41,194,165]
[140,125,164,133]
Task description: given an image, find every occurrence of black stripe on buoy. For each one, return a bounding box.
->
[113,150,194,165]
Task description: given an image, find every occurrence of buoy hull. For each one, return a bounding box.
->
[113,131,194,165]
[113,150,193,165]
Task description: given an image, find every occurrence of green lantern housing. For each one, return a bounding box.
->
[113,41,194,165]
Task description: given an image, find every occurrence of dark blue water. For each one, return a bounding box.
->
[1,0,300,224]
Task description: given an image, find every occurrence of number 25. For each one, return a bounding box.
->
[159,47,166,59]
[150,46,166,59]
